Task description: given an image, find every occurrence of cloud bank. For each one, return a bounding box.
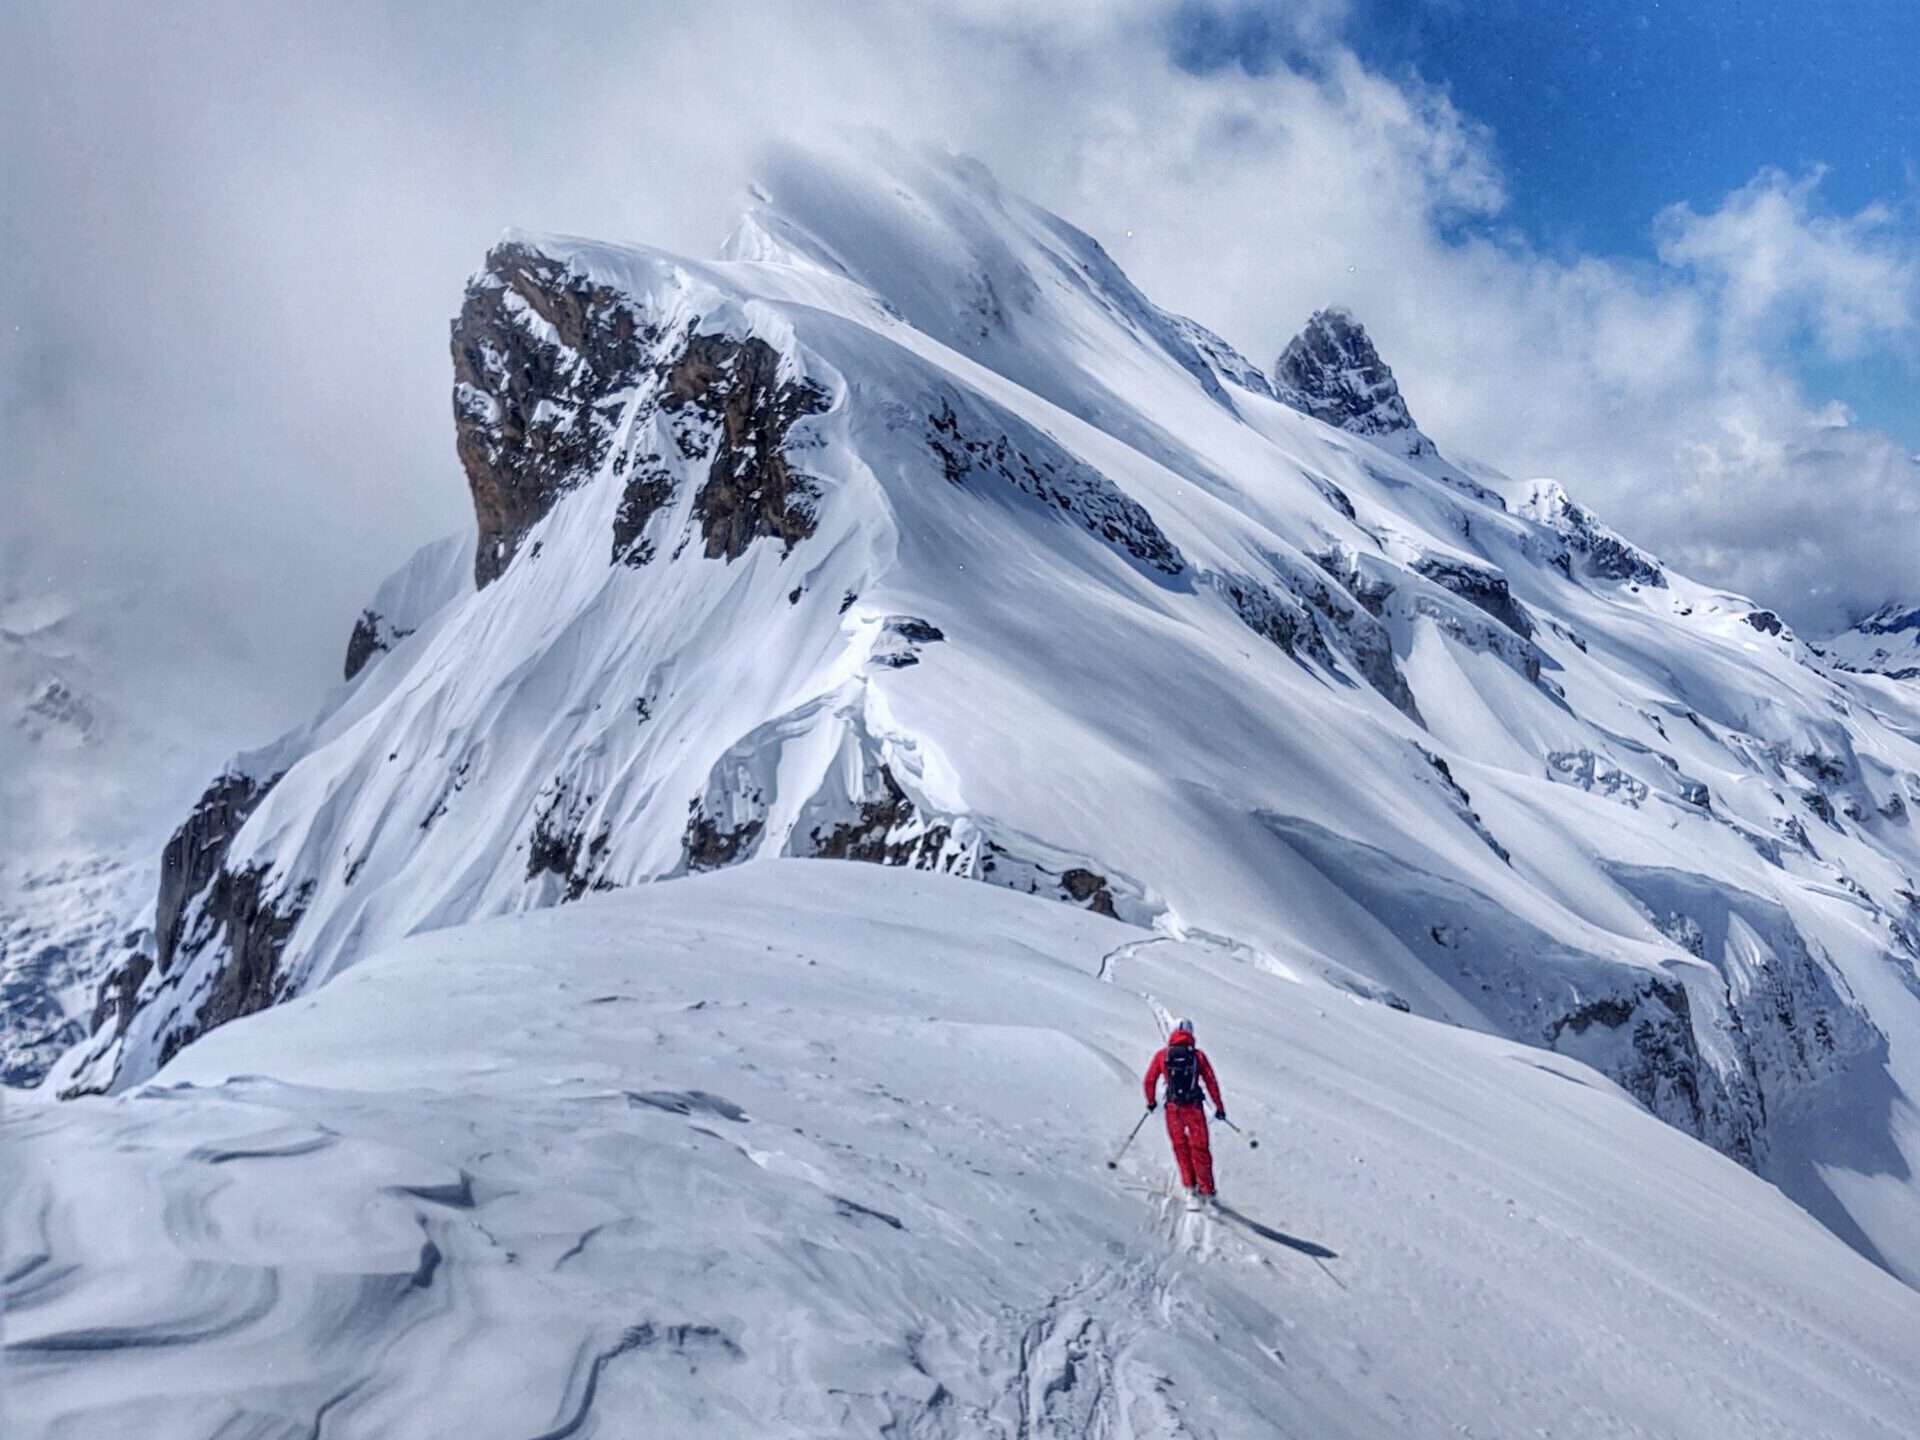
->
[3,1,1915,848]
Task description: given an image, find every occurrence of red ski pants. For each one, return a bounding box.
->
[1164,1103,1214,1193]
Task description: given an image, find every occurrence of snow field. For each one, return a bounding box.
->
[8,862,1918,1438]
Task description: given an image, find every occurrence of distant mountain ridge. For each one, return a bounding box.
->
[1819,601,1920,681]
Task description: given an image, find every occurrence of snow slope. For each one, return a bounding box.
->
[52,140,1920,1292]
[8,863,1919,1438]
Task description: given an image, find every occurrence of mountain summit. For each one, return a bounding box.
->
[1273,306,1433,456]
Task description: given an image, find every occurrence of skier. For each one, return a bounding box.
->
[1143,1018,1226,1207]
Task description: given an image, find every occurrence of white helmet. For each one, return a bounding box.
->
[1174,1017,1195,1037]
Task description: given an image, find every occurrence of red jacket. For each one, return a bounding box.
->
[1143,1029,1223,1110]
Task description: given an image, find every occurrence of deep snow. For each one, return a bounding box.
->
[8,863,1919,1438]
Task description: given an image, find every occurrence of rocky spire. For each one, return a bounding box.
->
[1273,308,1430,456]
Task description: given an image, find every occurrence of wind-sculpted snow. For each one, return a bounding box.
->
[54,141,1920,1292]
[10,867,1920,1438]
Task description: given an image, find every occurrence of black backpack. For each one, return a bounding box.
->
[1164,1045,1203,1105]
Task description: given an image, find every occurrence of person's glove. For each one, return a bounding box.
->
[1146,1101,1157,1112]
[1214,1107,1227,1121]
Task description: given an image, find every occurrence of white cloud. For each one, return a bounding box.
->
[1655,168,1919,359]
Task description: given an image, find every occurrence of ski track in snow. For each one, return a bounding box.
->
[8,865,1920,1438]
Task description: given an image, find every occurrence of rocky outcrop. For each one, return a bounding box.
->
[1212,573,1338,672]
[344,609,415,682]
[156,864,314,1069]
[452,242,661,587]
[872,616,946,670]
[661,335,832,562]
[1545,978,1746,1161]
[1519,482,1666,589]
[1611,867,1883,1171]
[156,770,281,976]
[1546,749,1650,807]
[526,782,614,901]
[804,765,952,867]
[926,397,1185,575]
[1273,308,1431,455]
[1417,747,1511,864]
[684,811,766,873]
[1411,556,1534,640]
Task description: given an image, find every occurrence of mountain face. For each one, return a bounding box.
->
[51,143,1920,1287]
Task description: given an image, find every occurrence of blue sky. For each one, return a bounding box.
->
[1169,0,1920,448]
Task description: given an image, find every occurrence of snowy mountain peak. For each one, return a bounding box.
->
[723,141,1279,416]
[1274,306,1432,457]
[1820,599,1920,680]
[47,147,1920,1300]
[1858,601,1920,637]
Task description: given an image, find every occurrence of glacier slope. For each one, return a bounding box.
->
[8,863,1920,1439]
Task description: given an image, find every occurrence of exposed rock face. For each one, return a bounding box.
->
[1262,813,1884,1176]
[1546,749,1650,807]
[157,864,314,1069]
[1546,979,1737,1159]
[53,769,298,1092]
[684,811,765,873]
[1610,867,1883,1171]
[156,770,280,976]
[452,242,660,587]
[805,765,952,867]
[872,616,946,669]
[1412,556,1535,640]
[526,783,614,901]
[344,609,415,682]
[1058,867,1121,919]
[926,396,1185,575]
[1274,308,1430,455]
[1212,573,1338,672]
[665,335,831,562]
[1519,482,1666,589]
[1418,747,1510,864]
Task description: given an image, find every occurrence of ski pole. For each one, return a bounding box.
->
[1107,1109,1153,1169]
[1217,1115,1259,1149]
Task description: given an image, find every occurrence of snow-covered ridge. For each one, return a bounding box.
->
[53,141,1920,1290]
[12,864,1920,1438]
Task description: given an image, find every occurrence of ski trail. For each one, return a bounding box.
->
[1095,936,1177,1039]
